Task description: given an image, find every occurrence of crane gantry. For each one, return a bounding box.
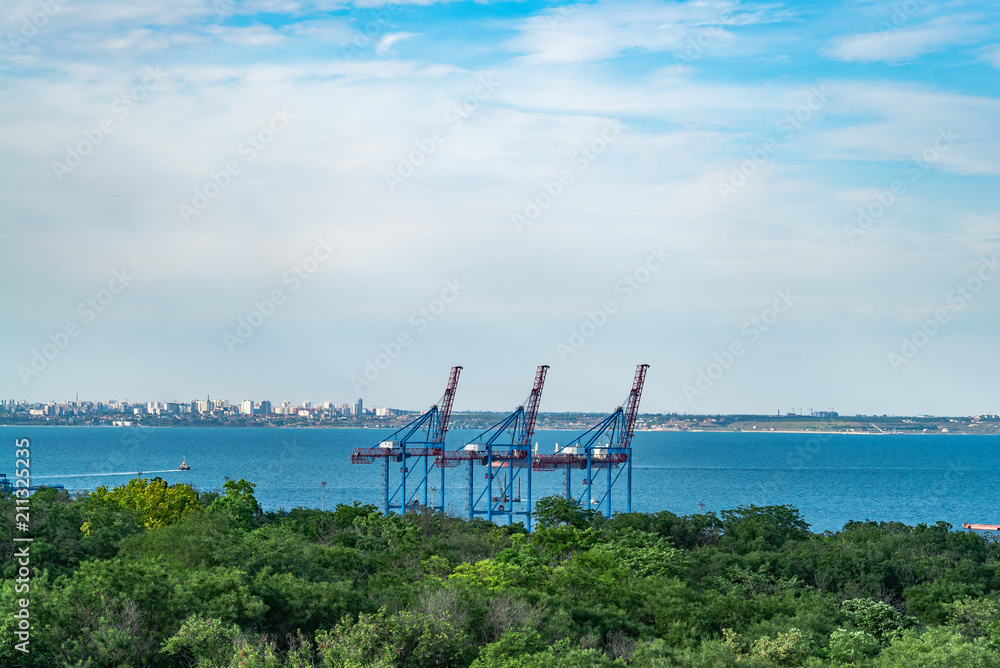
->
[532,363,648,516]
[437,365,549,530]
[351,365,462,515]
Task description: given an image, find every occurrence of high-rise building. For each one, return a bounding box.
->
[241,400,254,415]
[354,398,363,416]
[258,401,272,415]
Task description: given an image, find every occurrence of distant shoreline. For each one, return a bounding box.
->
[2,424,996,436]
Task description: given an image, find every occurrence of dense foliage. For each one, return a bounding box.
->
[3,480,1000,667]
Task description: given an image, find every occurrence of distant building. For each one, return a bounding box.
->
[354,398,363,416]
[240,400,254,415]
[258,401,272,415]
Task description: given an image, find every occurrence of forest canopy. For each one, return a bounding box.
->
[3,479,1000,667]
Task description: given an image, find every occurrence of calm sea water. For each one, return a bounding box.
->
[3,426,997,532]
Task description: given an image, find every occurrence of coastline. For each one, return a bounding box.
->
[3,423,997,435]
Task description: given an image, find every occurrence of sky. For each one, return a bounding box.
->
[1,0,998,416]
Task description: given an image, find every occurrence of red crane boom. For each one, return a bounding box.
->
[617,364,649,449]
[519,365,549,446]
[432,365,463,444]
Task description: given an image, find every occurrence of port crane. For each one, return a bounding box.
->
[437,365,549,530]
[350,366,462,516]
[532,364,648,516]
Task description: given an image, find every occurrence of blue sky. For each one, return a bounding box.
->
[1,0,998,415]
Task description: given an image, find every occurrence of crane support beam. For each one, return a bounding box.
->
[531,364,649,519]
[350,366,462,516]
[519,365,549,447]
[618,363,649,449]
[433,366,463,444]
[440,365,549,530]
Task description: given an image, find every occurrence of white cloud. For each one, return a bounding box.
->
[287,19,354,44]
[811,82,1000,175]
[207,24,288,46]
[984,44,1000,68]
[506,0,786,64]
[825,13,988,63]
[375,31,416,56]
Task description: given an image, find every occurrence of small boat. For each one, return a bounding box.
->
[177,458,191,471]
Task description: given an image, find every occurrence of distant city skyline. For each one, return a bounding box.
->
[5,397,997,420]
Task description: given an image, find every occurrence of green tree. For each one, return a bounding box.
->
[162,615,243,668]
[532,496,597,530]
[874,627,1000,667]
[829,627,881,663]
[719,505,810,553]
[841,598,903,643]
[88,477,201,530]
[471,628,548,668]
[207,479,262,528]
[947,596,1000,646]
[317,608,472,667]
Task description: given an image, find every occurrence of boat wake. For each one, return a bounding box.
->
[31,469,184,479]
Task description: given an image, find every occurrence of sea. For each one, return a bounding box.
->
[3,426,997,533]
